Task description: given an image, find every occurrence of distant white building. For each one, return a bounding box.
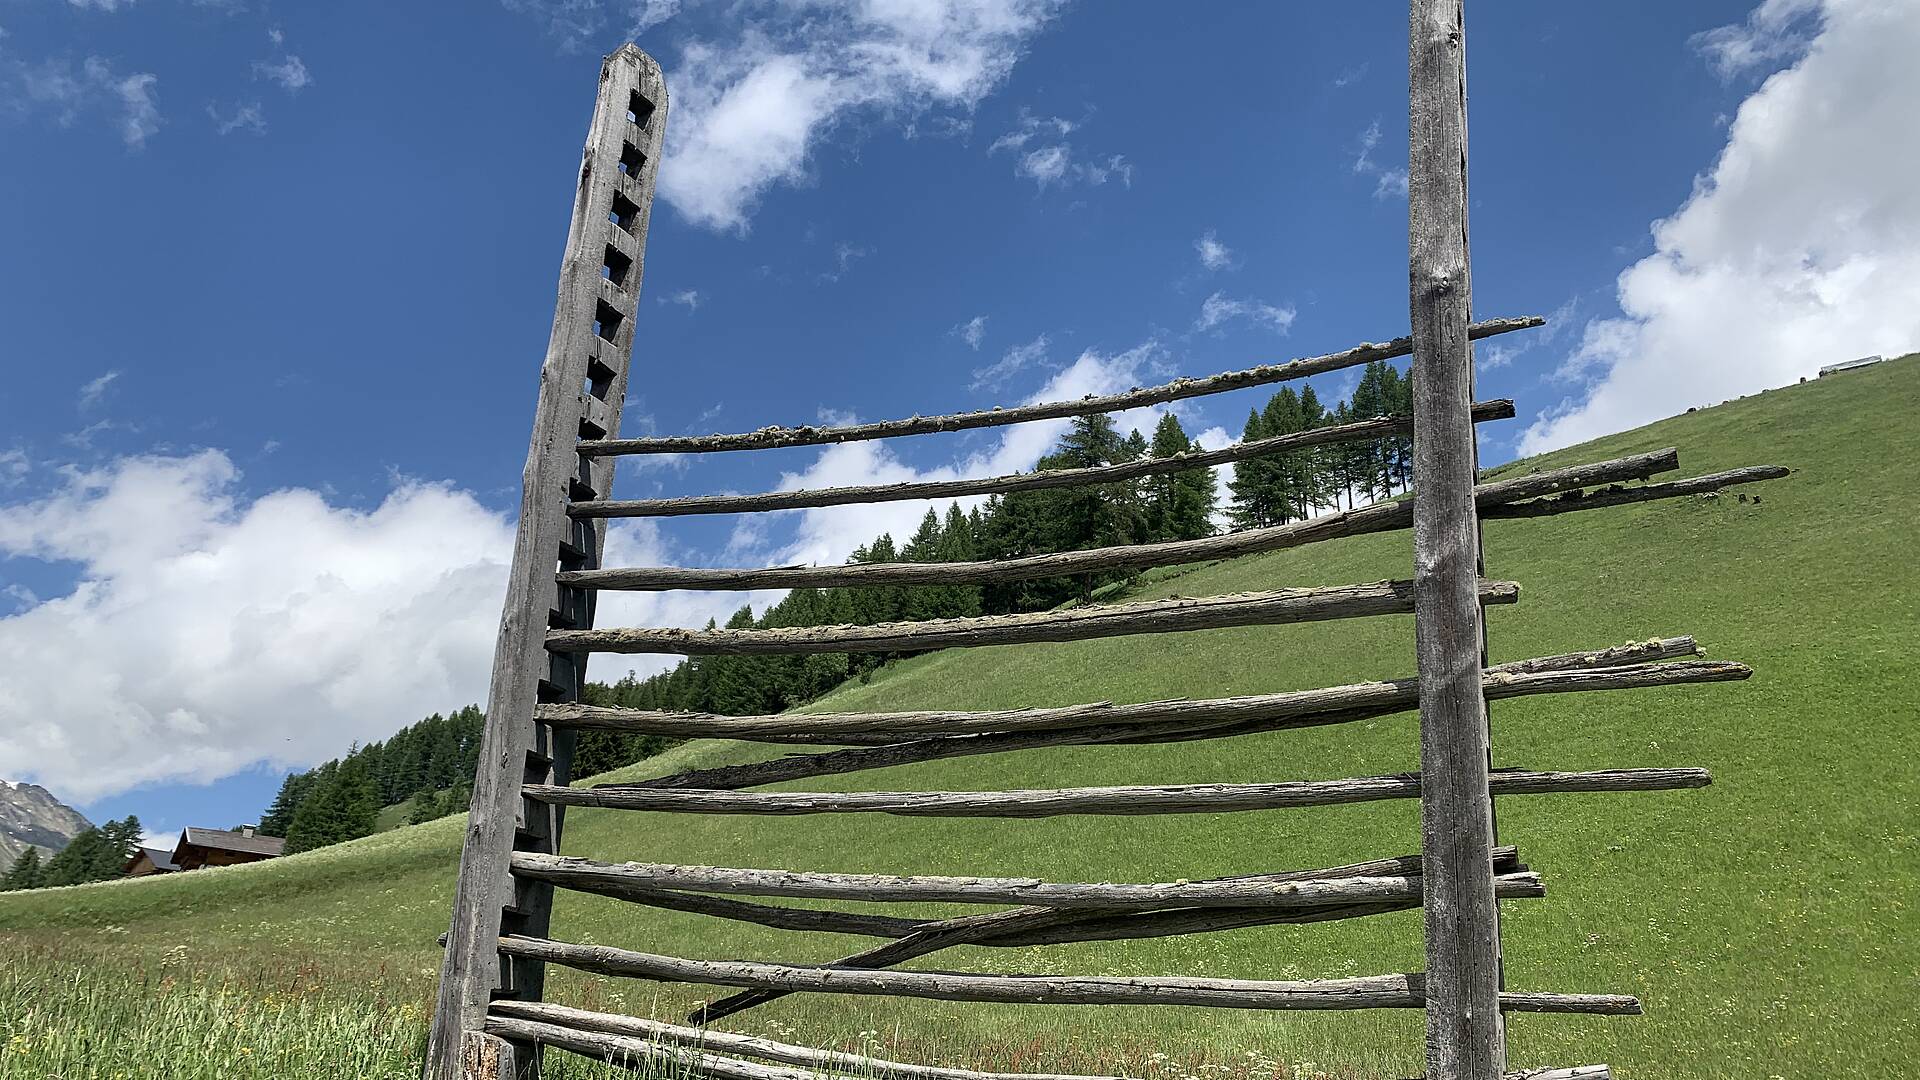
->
[1818,355,1884,377]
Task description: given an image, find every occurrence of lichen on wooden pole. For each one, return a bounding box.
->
[1409,0,1506,1077]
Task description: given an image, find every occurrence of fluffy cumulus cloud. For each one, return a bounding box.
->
[649,0,1067,230]
[0,451,785,800]
[1520,0,1920,453]
[0,453,512,800]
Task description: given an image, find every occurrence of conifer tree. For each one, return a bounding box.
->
[2,847,44,891]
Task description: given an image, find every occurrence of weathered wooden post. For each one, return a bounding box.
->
[425,44,667,1080]
[1408,1,1505,1077]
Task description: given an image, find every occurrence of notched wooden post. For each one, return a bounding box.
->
[1409,0,1505,1078]
[424,43,668,1080]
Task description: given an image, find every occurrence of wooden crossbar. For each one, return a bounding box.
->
[522,766,1710,818]
[570,402,1514,519]
[495,935,1641,1014]
[547,579,1519,657]
[596,660,1747,793]
[558,452,1784,594]
[487,1002,1139,1080]
[578,317,1541,456]
[542,655,1742,743]
[508,852,1543,909]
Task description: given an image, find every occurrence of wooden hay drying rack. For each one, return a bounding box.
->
[425,10,1785,1079]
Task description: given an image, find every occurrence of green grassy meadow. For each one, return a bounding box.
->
[3,358,1916,1079]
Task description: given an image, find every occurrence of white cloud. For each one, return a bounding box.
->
[816,242,871,283]
[1351,118,1407,201]
[0,451,27,489]
[1520,0,1920,454]
[647,1,1067,231]
[78,370,120,409]
[0,450,754,801]
[990,108,1129,190]
[66,0,136,10]
[952,314,988,350]
[13,56,161,149]
[1195,291,1296,335]
[208,100,267,136]
[662,288,702,312]
[1691,0,1821,78]
[987,108,1074,154]
[969,333,1048,391]
[254,54,311,93]
[1332,62,1368,89]
[1195,229,1235,272]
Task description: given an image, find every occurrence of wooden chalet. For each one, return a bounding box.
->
[169,825,284,871]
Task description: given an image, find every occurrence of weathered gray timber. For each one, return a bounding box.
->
[548,653,1740,745]
[579,317,1540,456]
[522,767,1709,818]
[426,45,667,1080]
[1408,0,1503,1075]
[548,579,1519,657]
[560,448,1688,592]
[1484,466,1787,517]
[685,848,1527,1024]
[495,935,1641,1015]
[609,659,1747,791]
[488,1003,1139,1080]
[573,402,1514,518]
[509,851,1541,910]
[487,1011,1605,1080]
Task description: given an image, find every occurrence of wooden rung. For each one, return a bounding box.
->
[507,850,1544,910]
[545,579,1519,658]
[537,647,1734,742]
[491,1001,1134,1080]
[485,1010,1136,1080]
[558,448,1711,593]
[493,934,1641,1014]
[520,767,1710,819]
[569,402,1514,520]
[579,318,1543,457]
[611,657,1747,793]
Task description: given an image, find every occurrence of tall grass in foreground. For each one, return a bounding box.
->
[0,942,667,1080]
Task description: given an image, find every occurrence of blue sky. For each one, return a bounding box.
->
[2,0,1915,843]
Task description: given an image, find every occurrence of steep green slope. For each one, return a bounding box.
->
[4,358,1915,1080]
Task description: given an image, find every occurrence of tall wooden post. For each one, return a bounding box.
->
[1408,2,1505,1079]
[426,44,667,1080]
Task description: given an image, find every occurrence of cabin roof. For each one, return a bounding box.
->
[177,827,286,858]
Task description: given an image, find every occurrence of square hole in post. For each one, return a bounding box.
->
[618,142,647,180]
[609,192,640,235]
[601,245,633,288]
[592,300,624,344]
[627,91,655,129]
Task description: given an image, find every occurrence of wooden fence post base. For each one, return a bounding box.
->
[461,1031,533,1080]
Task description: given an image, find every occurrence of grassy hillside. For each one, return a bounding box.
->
[4,358,1916,1079]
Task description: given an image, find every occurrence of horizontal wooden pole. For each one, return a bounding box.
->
[510,851,1542,910]
[524,766,1709,818]
[496,934,1639,1014]
[541,638,1725,741]
[561,447,1685,593]
[1483,465,1788,518]
[613,658,1745,792]
[571,402,1515,519]
[543,849,1524,953]
[578,317,1542,456]
[549,579,1518,657]
[489,1002,1136,1080]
